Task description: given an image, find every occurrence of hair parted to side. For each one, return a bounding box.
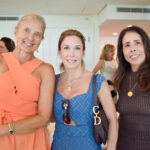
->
[0,37,15,52]
[114,25,150,93]
[16,14,46,34]
[100,44,115,60]
[58,29,86,71]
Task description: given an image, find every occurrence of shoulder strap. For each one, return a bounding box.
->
[2,52,43,74]
[93,74,98,105]
[23,58,43,73]
[2,53,22,73]
[55,74,61,90]
[93,74,103,108]
[2,53,40,95]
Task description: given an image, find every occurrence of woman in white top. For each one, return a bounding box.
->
[92,44,118,104]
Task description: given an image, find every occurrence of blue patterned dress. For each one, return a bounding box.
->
[52,74,105,150]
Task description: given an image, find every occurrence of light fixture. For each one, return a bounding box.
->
[113,32,118,36]
[127,25,132,27]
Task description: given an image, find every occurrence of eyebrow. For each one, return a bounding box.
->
[123,39,141,44]
[75,45,82,47]
[63,44,82,47]
[133,39,141,42]
[63,44,69,47]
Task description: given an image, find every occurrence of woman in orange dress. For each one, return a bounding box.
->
[0,14,55,150]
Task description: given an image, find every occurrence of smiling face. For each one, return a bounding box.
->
[15,19,44,54]
[122,31,146,72]
[0,41,8,53]
[59,35,85,70]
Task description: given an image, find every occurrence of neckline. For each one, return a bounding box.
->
[0,53,40,86]
[56,74,94,100]
[0,52,37,75]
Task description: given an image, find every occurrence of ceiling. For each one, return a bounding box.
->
[0,0,150,15]
[0,0,150,36]
[100,19,150,36]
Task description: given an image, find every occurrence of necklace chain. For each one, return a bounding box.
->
[62,69,85,92]
[127,74,137,97]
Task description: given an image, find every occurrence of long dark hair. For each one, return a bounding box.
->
[114,26,150,93]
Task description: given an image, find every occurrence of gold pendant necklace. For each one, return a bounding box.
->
[62,69,85,92]
[127,91,133,97]
[127,73,137,97]
[67,86,72,92]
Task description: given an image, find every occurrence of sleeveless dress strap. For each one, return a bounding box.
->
[22,58,43,73]
[2,52,43,73]
[2,52,42,100]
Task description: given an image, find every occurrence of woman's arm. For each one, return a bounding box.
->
[0,63,55,136]
[92,59,105,74]
[97,80,118,150]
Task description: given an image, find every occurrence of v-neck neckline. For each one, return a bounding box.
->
[55,74,94,100]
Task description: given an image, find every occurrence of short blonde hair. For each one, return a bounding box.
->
[16,14,46,33]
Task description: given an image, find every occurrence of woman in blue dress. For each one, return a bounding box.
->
[52,29,118,150]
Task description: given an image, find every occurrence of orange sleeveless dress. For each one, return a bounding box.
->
[0,53,50,150]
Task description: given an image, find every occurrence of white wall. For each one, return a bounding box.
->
[0,20,17,42]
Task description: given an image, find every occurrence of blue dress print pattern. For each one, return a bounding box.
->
[52,74,105,150]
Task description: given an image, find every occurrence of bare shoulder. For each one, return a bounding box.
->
[39,62,54,73]
[35,62,55,79]
[86,70,93,76]
[99,59,104,63]
[95,59,104,67]
[84,70,93,80]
